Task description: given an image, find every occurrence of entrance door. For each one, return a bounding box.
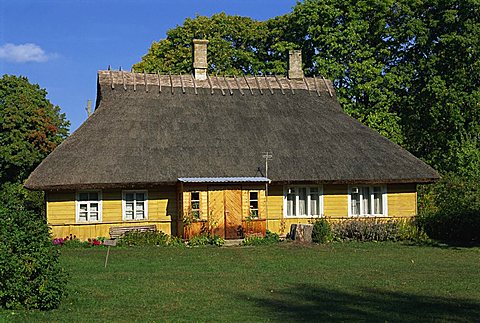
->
[207,186,243,239]
[224,188,243,239]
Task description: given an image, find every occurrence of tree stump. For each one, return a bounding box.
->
[289,224,313,243]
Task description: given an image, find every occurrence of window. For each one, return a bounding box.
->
[191,191,200,219]
[349,186,387,216]
[76,191,101,222]
[122,191,148,220]
[249,191,259,218]
[284,186,323,217]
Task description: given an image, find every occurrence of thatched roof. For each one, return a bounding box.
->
[25,71,439,190]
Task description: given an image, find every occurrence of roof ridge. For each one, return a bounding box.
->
[97,70,334,97]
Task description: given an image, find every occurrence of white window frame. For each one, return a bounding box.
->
[122,190,148,221]
[76,190,102,223]
[249,190,259,218]
[348,185,388,217]
[190,191,201,219]
[283,185,324,218]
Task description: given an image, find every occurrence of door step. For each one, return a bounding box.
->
[223,239,244,247]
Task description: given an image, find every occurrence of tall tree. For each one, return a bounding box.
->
[134,1,480,176]
[0,75,70,184]
[133,13,289,75]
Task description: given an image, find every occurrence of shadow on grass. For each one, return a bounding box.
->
[236,284,480,322]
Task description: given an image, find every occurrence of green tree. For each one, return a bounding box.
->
[133,13,289,75]
[0,75,70,184]
[133,1,480,176]
[0,205,67,310]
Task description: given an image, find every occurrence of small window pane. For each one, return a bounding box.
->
[373,187,383,214]
[298,188,307,215]
[362,187,371,215]
[79,193,89,201]
[136,193,145,201]
[351,191,360,216]
[90,212,99,221]
[287,188,296,216]
[90,203,98,212]
[191,192,199,201]
[126,202,134,211]
[250,192,258,200]
[126,193,134,201]
[89,192,99,201]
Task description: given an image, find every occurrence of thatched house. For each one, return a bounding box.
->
[25,40,439,240]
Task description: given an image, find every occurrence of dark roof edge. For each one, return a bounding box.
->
[26,177,440,191]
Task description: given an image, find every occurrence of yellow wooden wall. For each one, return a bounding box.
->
[265,183,418,235]
[47,183,418,240]
[386,184,417,217]
[47,187,176,240]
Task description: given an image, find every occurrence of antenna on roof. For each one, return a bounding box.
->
[262,151,273,178]
[262,151,273,231]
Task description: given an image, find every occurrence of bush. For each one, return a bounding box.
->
[418,174,480,244]
[243,230,280,246]
[187,234,224,247]
[331,219,399,242]
[118,231,170,247]
[0,182,44,215]
[312,219,332,243]
[0,206,67,310]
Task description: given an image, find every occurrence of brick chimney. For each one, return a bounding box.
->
[193,39,209,80]
[288,49,304,80]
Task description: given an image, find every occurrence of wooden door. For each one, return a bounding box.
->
[224,187,243,239]
[208,189,225,238]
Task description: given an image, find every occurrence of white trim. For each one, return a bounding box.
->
[283,185,324,218]
[122,190,148,221]
[75,190,102,223]
[348,185,388,217]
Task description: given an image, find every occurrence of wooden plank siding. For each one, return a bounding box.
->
[387,184,417,217]
[47,188,176,240]
[46,183,418,240]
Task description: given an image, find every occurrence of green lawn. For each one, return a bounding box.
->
[2,242,480,322]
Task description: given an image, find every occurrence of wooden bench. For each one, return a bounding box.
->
[109,225,157,239]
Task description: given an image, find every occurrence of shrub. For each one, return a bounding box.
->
[0,206,67,310]
[118,231,170,247]
[0,182,44,215]
[311,219,332,243]
[243,230,280,246]
[417,174,480,244]
[331,219,400,242]
[187,234,224,247]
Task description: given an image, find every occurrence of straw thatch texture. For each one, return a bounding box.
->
[24,72,439,190]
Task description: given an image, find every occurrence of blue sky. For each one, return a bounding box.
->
[0,0,297,132]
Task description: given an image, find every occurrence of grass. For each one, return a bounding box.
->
[2,242,480,322]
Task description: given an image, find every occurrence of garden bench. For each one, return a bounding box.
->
[109,225,157,239]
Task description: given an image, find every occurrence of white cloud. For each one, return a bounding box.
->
[0,43,54,63]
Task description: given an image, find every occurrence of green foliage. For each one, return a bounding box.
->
[330,219,428,242]
[0,182,44,215]
[0,75,69,183]
[311,219,332,243]
[134,1,480,176]
[0,206,67,310]
[187,234,224,247]
[417,174,480,244]
[243,230,280,246]
[118,231,171,247]
[133,13,287,75]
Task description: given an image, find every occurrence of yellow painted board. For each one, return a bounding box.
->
[323,184,348,218]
